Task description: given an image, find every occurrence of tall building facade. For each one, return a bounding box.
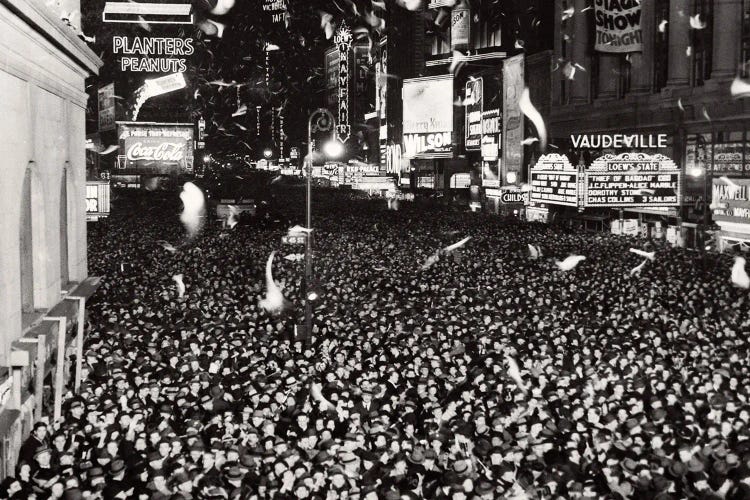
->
[0,0,101,477]
[549,0,750,248]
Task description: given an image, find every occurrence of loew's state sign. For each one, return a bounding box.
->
[584,153,680,207]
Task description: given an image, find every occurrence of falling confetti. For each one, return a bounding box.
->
[259,252,289,314]
[444,236,471,254]
[519,88,548,151]
[528,244,540,259]
[561,6,574,21]
[658,19,668,32]
[677,98,685,112]
[288,225,313,236]
[394,0,423,10]
[283,254,305,262]
[449,51,465,74]
[702,106,711,122]
[227,205,240,229]
[731,257,749,289]
[172,274,186,298]
[556,255,586,271]
[730,77,750,98]
[157,241,178,253]
[689,14,706,29]
[686,46,692,57]
[179,182,206,238]
[505,356,527,394]
[521,137,539,146]
[95,145,119,155]
[630,259,648,276]
[629,248,655,261]
[210,0,235,16]
[562,62,576,80]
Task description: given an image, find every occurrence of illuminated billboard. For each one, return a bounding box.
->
[402,75,454,159]
[86,181,111,221]
[529,153,579,207]
[712,178,750,224]
[583,153,680,207]
[116,122,194,174]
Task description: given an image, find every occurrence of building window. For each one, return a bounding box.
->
[60,166,69,285]
[20,166,34,317]
[742,0,750,76]
[620,55,632,97]
[691,0,713,86]
[654,0,670,90]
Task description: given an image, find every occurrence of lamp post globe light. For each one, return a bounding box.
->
[304,108,340,345]
[263,148,273,159]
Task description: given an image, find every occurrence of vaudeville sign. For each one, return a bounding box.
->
[335,24,352,142]
[584,152,681,207]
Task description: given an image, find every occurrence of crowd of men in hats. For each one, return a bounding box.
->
[3,185,750,499]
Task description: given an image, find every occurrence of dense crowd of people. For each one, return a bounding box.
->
[4,182,750,499]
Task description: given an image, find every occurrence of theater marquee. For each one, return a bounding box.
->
[530,153,579,207]
[584,153,681,207]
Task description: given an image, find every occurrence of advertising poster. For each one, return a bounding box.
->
[502,55,524,184]
[712,178,750,224]
[353,45,372,125]
[98,83,116,132]
[402,76,454,158]
[713,143,745,176]
[594,0,643,53]
[324,48,340,110]
[451,5,470,49]
[584,152,681,207]
[530,153,579,207]
[117,123,194,174]
[465,78,483,151]
[376,37,388,165]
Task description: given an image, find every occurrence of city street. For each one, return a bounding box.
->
[3,0,750,499]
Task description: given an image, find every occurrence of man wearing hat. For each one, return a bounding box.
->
[19,422,48,468]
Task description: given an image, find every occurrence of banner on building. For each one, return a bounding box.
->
[594,0,643,53]
[98,83,116,132]
[465,78,482,151]
[377,37,388,167]
[402,75,454,158]
[502,55,524,184]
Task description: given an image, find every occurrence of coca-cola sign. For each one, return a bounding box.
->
[127,141,185,162]
[117,123,194,174]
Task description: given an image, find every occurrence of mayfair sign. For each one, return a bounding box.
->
[571,133,668,149]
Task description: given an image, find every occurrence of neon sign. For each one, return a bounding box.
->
[335,24,352,142]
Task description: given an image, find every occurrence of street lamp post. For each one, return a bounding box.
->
[305,108,338,345]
